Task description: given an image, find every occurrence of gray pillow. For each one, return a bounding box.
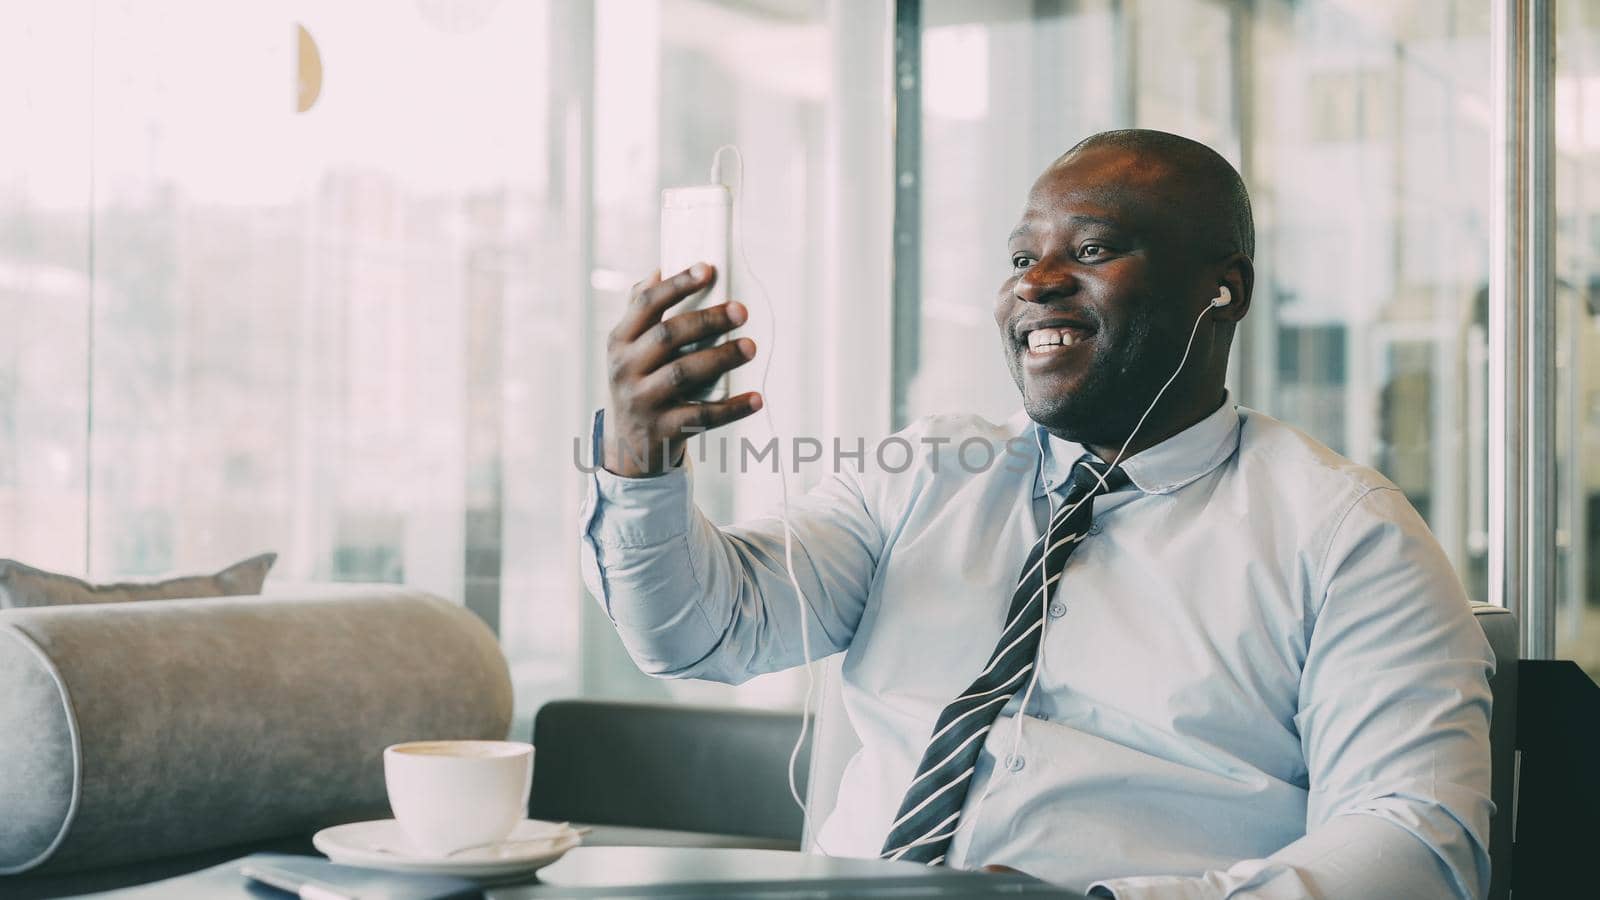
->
[0,553,276,609]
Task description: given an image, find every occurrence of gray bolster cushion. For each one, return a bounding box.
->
[0,586,512,874]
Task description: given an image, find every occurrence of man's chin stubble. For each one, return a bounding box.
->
[1020,372,1137,445]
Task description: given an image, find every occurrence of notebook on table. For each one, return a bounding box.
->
[79,852,1086,899]
[80,853,484,900]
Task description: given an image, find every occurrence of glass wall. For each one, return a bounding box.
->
[583,0,892,705]
[1,1,595,729]
[910,0,1494,601]
[2,0,1590,716]
[0,0,892,724]
[0,5,93,575]
[1556,0,1600,679]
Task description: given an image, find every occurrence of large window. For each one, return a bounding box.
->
[3,1,599,729]
[1557,0,1600,677]
[2,0,1591,713]
[907,0,1600,679]
[582,0,892,705]
[908,0,1495,603]
[0,0,892,725]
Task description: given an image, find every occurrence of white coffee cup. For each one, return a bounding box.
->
[383,740,534,856]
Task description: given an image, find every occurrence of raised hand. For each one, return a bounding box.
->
[602,264,763,477]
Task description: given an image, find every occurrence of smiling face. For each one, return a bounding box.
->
[995,145,1236,450]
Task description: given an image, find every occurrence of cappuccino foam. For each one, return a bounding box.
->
[390,740,528,759]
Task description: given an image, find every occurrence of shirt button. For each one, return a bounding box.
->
[1088,522,1103,536]
[1048,602,1067,618]
[1004,754,1026,773]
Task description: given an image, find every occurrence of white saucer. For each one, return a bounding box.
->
[312,819,582,879]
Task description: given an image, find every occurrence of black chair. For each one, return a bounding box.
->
[530,699,811,848]
[1511,654,1600,898]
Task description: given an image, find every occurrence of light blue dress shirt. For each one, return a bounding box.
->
[578,396,1494,899]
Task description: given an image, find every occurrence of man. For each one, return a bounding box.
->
[579,130,1493,899]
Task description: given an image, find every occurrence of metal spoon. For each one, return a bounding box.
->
[444,825,590,858]
[375,824,589,859]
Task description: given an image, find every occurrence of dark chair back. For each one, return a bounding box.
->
[530,699,810,843]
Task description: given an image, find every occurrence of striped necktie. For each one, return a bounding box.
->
[878,454,1129,865]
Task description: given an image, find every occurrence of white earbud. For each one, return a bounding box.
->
[1210,285,1232,308]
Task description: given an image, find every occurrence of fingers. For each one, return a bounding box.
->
[613,264,715,344]
[633,337,757,404]
[657,391,765,435]
[599,265,756,476]
[628,300,749,372]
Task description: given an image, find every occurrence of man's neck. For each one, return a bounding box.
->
[1074,389,1228,465]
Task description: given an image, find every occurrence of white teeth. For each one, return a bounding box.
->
[1027,328,1078,351]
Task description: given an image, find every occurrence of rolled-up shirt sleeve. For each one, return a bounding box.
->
[1091,485,1495,900]
[578,410,882,684]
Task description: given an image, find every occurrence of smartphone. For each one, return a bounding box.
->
[660,184,733,401]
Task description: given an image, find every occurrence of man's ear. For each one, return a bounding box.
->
[1213,253,1254,324]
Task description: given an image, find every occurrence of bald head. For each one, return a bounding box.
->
[1056,129,1254,259]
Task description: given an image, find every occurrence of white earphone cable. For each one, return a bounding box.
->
[711,145,820,826]
[957,296,1221,844]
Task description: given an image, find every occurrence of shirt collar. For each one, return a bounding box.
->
[1031,391,1242,499]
